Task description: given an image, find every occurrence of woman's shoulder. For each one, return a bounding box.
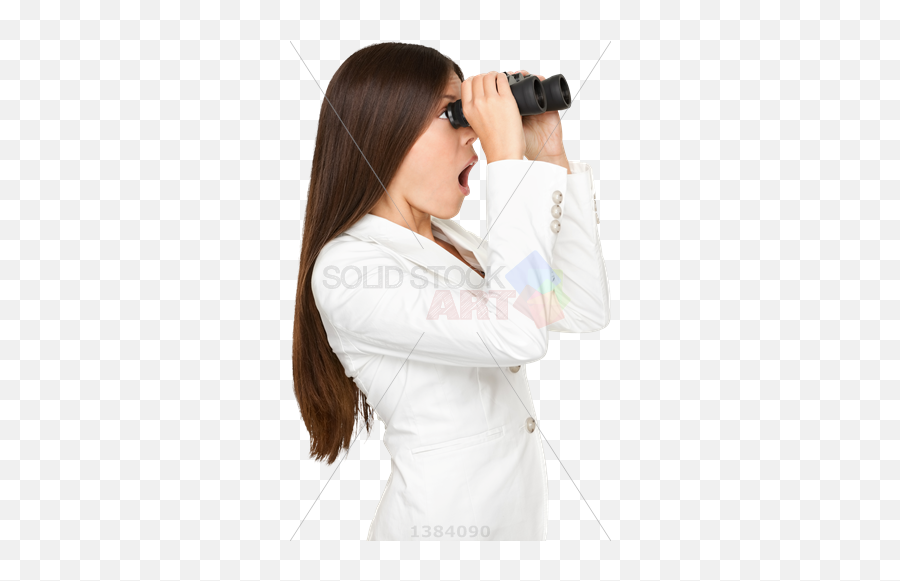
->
[311,234,407,308]
[314,232,402,273]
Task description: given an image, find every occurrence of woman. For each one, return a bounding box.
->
[293,42,610,540]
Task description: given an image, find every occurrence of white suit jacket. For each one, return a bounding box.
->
[311,158,611,540]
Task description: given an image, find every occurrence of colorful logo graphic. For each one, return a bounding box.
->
[424,250,570,328]
[505,250,570,329]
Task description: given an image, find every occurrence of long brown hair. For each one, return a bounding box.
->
[293,43,464,464]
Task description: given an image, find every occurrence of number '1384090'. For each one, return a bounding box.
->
[410,525,490,538]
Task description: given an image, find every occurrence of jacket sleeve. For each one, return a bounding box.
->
[545,160,612,333]
[312,159,569,369]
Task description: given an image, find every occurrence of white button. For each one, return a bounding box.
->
[550,219,560,233]
[551,204,562,219]
[552,190,563,204]
[596,214,600,224]
[526,417,536,433]
[509,365,520,373]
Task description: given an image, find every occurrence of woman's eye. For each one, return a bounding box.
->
[438,109,448,120]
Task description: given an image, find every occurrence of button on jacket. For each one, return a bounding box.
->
[311,158,611,540]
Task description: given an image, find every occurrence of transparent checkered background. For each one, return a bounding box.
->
[1,0,896,579]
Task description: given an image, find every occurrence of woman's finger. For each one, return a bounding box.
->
[483,71,501,97]
[496,70,511,97]
[471,73,484,101]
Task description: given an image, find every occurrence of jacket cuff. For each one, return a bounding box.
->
[567,160,592,177]
[565,160,594,195]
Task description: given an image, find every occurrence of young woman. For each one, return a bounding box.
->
[293,42,610,540]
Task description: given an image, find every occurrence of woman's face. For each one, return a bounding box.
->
[383,74,479,221]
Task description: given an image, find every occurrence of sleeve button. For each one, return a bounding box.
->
[552,190,563,204]
[550,219,561,233]
[551,204,562,219]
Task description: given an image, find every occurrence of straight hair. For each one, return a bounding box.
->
[292,42,464,464]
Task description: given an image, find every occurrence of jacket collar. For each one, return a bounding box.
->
[340,212,489,287]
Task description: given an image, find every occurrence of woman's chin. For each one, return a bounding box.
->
[432,208,458,220]
[428,189,466,219]
[430,200,462,220]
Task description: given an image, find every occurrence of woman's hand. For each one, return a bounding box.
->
[460,72,526,165]
[508,70,569,170]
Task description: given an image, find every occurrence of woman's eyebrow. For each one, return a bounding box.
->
[443,95,459,100]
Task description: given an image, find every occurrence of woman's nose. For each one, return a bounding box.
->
[462,127,478,146]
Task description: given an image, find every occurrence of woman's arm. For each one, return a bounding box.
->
[545,160,612,333]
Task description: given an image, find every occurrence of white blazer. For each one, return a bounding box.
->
[311,158,611,540]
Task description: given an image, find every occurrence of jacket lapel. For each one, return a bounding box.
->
[431,217,490,275]
[340,213,488,287]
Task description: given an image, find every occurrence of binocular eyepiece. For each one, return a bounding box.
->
[445,72,571,129]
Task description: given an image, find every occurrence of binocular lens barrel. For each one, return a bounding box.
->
[446,72,571,129]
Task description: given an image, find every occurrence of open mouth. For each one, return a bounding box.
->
[458,163,474,188]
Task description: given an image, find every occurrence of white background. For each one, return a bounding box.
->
[2,0,897,579]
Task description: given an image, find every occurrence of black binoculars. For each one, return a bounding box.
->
[445,72,571,129]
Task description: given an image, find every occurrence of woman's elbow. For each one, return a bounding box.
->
[518,327,551,364]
